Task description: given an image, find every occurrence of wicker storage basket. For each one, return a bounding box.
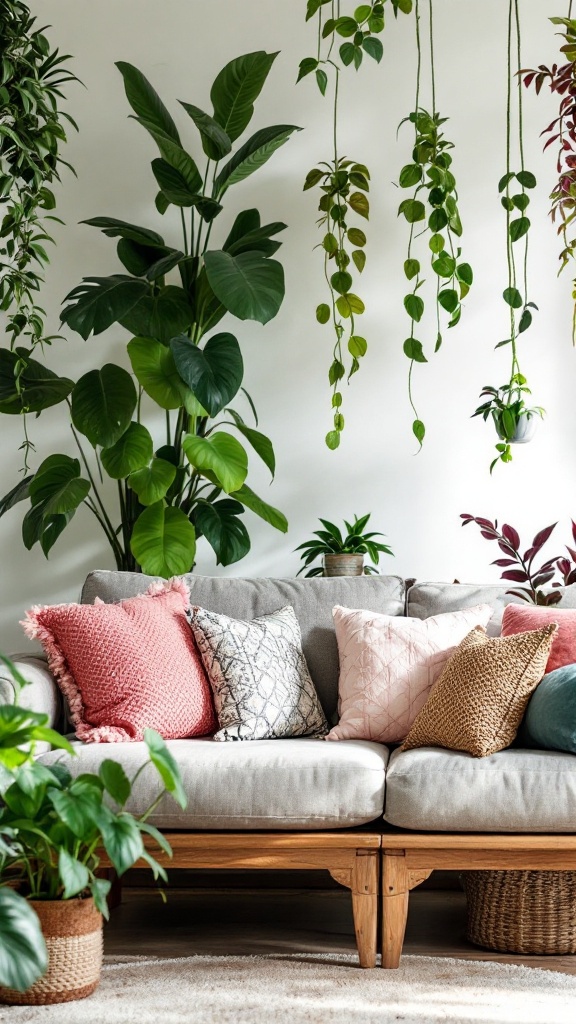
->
[0,897,103,1005]
[462,870,576,955]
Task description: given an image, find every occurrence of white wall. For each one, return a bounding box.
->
[2,0,574,651]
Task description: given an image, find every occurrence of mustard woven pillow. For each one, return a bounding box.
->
[401,623,558,758]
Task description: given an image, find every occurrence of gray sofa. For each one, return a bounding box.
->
[5,570,576,968]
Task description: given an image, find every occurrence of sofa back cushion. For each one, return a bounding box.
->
[81,571,406,719]
[407,581,576,636]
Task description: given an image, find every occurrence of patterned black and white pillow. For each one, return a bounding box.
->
[189,605,328,741]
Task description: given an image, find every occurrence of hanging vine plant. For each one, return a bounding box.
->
[0,0,78,465]
[472,0,542,472]
[299,0,412,450]
[521,11,576,341]
[396,0,472,448]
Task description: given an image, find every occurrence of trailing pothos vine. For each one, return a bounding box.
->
[396,0,472,448]
[473,0,541,472]
[522,10,576,341]
[299,0,412,450]
[0,0,78,465]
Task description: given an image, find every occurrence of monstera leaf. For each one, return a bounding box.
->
[61,276,148,339]
[170,333,243,417]
[183,432,248,493]
[130,502,196,577]
[101,422,154,479]
[193,498,250,565]
[71,365,137,448]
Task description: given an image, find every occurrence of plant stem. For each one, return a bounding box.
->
[69,419,124,565]
[514,0,529,315]
[428,0,436,117]
[180,208,188,256]
[506,0,518,375]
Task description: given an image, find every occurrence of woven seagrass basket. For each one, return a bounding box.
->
[0,897,103,1005]
[462,870,576,955]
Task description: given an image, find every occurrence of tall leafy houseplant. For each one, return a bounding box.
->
[299,1,412,449]
[0,1,78,465]
[1,53,297,576]
[396,0,472,448]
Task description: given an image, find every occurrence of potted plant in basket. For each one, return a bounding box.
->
[0,656,186,1006]
[295,513,393,577]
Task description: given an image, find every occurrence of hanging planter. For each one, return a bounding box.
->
[472,0,543,472]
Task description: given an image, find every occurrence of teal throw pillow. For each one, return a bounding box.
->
[523,663,576,754]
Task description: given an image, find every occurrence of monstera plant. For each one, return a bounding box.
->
[0,52,298,575]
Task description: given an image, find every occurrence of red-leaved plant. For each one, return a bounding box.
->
[522,16,576,337]
[460,514,576,605]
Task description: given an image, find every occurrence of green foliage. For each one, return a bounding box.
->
[2,52,295,574]
[295,512,393,576]
[299,1,411,448]
[0,1,78,468]
[476,0,541,472]
[397,105,472,446]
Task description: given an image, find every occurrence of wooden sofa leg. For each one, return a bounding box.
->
[381,850,409,969]
[351,851,379,968]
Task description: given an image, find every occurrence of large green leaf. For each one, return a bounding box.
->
[223,211,286,258]
[193,498,250,566]
[135,120,202,193]
[226,408,275,477]
[22,503,73,556]
[101,422,154,479]
[99,759,131,806]
[215,125,301,196]
[116,238,182,279]
[99,811,145,877]
[61,276,149,339]
[128,458,177,505]
[144,728,187,808]
[183,431,248,493]
[127,336,197,411]
[71,364,137,448]
[170,332,243,417]
[0,348,73,416]
[0,887,47,992]
[231,483,288,532]
[130,502,196,577]
[0,476,33,519]
[29,454,90,516]
[152,158,203,208]
[210,51,278,143]
[116,61,181,145]
[203,250,284,324]
[178,101,232,160]
[119,286,194,343]
[59,849,90,898]
[82,217,165,246]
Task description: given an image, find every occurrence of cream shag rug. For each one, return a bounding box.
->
[1,953,575,1024]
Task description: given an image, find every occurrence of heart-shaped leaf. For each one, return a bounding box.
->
[119,286,194,343]
[127,337,201,414]
[0,347,73,415]
[130,503,196,577]
[204,250,284,324]
[71,364,137,447]
[101,422,154,479]
[170,333,243,416]
[29,454,90,516]
[0,887,47,991]
[59,848,90,898]
[99,760,131,805]
[183,431,248,493]
[128,458,177,505]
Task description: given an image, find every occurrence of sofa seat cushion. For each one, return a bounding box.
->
[38,737,388,830]
[384,745,576,832]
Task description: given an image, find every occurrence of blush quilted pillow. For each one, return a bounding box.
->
[502,603,576,674]
[22,578,216,743]
[326,603,493,744]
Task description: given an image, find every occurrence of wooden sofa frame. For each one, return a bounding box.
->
[104,829,576,969]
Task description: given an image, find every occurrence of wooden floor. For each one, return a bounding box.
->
[104,885,576,976]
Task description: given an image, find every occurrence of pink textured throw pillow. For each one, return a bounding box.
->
[502,603,576,673]
[22,579,216,743]
[326,603,493,743]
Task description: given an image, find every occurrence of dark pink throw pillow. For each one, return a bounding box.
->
[22,578,216,743]
[501,604,571,673]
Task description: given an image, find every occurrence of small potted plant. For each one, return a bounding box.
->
[0,657,186,1006]
[295,514,393,577]
[472,374,544,471]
